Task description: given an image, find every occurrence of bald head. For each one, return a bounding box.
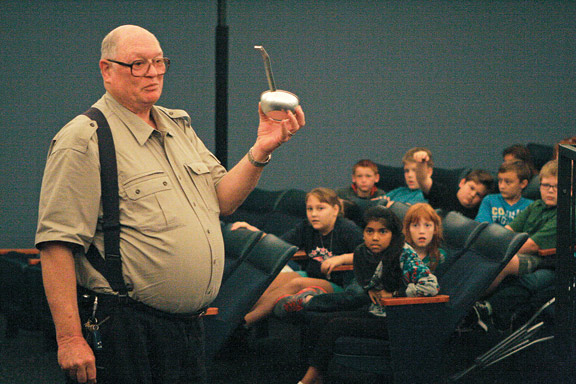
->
[101,25,160,60]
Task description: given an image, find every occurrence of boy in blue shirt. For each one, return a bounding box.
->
[384,147,431,206]
[475,161,533,226]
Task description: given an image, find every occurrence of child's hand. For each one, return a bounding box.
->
[371,195,390,203]
[230,221,260,232]
[368,289,394,305]
[320,256,344,278]
[413,150,430,163]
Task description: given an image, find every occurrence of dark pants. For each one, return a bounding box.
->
[306,310,388,373]
[488,269,555,329]
[71,295,208,384]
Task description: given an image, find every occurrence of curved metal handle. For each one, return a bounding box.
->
[254,45,277,92]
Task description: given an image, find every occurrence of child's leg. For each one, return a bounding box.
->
[300,366,322,384]
[244,274,334,326]
[244,272,301,325]
[486,254,520,295]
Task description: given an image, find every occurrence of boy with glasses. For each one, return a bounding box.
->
[473,159,558,331]
[486,159,558,293]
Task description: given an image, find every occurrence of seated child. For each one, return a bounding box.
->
[336,159,386,201]
[297,206,438,384]
[384,147,432,206]
[475,161,534,226]
[412,149,494,218]
[403,203,446,272]
[336,159,386,224]
[487,159,558,293]
[503,144,538,176]
[231,187,363,326]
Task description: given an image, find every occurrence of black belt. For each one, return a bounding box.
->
[83,291,208,321]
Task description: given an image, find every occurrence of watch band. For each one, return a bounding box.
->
[248,147,271,167]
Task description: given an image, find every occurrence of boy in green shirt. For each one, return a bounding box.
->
[487,159,558,292]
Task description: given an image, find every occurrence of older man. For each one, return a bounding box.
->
[35,25,304,384]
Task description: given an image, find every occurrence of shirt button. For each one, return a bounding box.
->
[207,229,211,234]
[163,181,168,186]
[135,189,141,194]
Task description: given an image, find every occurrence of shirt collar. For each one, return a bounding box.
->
[101,93,174,146]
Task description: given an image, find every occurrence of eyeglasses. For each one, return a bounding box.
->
[106,57,170,77]
[540,183,558,191]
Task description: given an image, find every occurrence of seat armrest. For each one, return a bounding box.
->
[333,265,354,271]
[0,248,40,255]
[538,248,556,257]
[381,294,449,306]
[292,249,306,260]
[206,307,218,316]
[292,250,353,271]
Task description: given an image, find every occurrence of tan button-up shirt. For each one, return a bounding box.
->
[36,93,227,313]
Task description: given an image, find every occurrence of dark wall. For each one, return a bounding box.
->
[1,0,574,247]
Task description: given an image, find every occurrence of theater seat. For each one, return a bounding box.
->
[322,223,528,383]
[204,233,298,360]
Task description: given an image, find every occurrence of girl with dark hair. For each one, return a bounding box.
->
[297,206,439,384]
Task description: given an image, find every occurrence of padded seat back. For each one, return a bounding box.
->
[205,233,298,360]
[220,222,263,283]
[389,201,410,222]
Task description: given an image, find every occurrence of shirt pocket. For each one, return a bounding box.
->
[121,170,185,232]
[184,162,220,214]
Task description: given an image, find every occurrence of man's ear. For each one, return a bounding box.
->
[100,60,112,82]
[374,173,380,183]
[458,178,466,188]
[520,179,529,189]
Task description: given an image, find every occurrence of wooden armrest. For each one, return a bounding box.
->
[292,250,353,271]
[381,294,449,306]
[205,307,218,316]
[540,245,576,257]
[538,248,556,257]
[292,250,306,260]
[28,258,41,266]
[333,265,353,271]
[0,248,40,255]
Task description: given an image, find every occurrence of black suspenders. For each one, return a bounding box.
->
[82,107,128,296]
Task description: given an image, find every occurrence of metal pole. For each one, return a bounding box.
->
[215,0,229,168]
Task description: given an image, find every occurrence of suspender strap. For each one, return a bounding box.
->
[83,107,128,296]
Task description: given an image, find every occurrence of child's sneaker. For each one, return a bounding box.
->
[273,286,328,318]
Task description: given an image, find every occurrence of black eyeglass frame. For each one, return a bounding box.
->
[106,57,171,77]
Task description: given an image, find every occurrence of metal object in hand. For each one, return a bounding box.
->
[254,45,299,120]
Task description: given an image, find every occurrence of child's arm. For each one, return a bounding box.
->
[517,238,541,254]
[401,247,439,297]
[230,221,261,232]
[504,223,540,253]
[413,150,434,194]
[321,253,353,276]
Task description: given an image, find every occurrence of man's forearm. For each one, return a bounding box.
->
[41,242,84,342]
